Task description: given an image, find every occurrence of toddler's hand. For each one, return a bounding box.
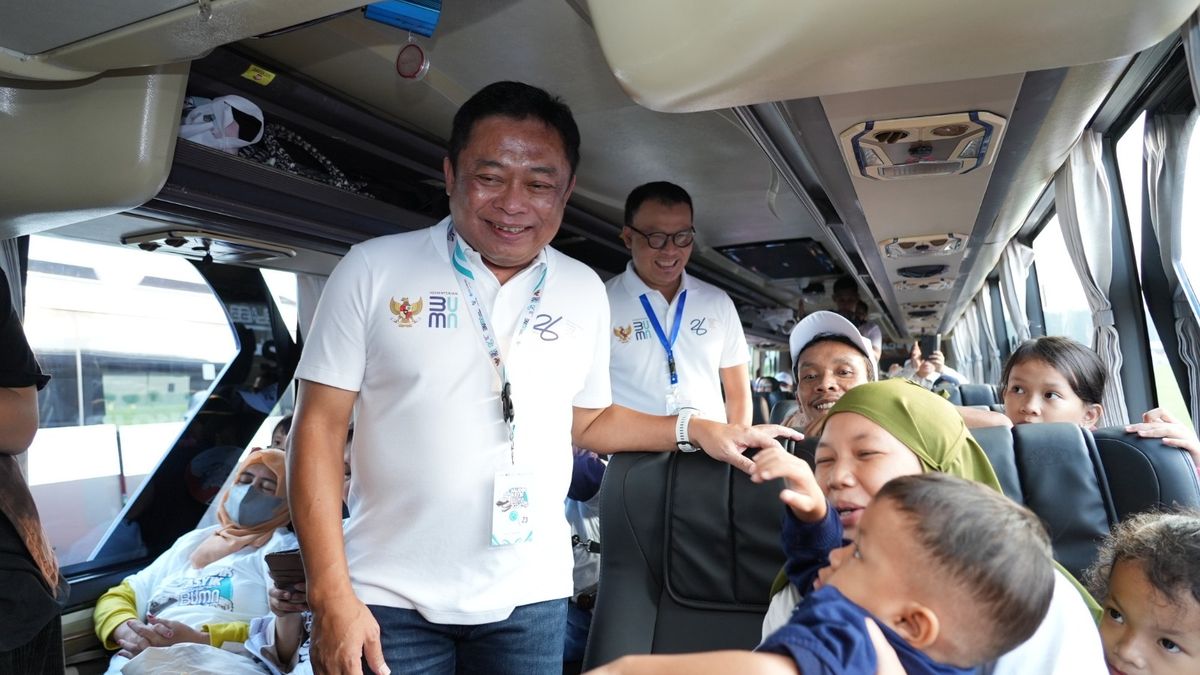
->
[751,446,826,522]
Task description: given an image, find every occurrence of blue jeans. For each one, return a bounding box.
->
[563,602,593,663]
[368,599,567,675]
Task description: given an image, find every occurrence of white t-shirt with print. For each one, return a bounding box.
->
[606,264,748,420]
[122,525,294,629]
[295,217,612,625]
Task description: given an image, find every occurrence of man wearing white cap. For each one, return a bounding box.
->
[782,311,1007,434]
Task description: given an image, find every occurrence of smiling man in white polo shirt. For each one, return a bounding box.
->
[608,182,751,425]
[288,82,800,675]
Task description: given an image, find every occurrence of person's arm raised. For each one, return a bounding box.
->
[290,380,389,675]
[571,404,802,474]
[750,446,825,523]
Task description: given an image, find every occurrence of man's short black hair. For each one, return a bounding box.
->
[833,275,858,295]
[624,181,693,227]
[448,81,581,176]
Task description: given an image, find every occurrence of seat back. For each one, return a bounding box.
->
[583,449,786,669]
[769,399,798,425]
[972,423,1117,579]
[931,380,962,405]
[1091,426,1200,520]
[959,383,1001,407]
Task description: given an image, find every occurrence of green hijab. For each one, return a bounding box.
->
[816,378,1001,490]
[770,378,1101,620]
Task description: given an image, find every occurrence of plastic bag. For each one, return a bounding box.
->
[179,95,265,154]
[121,642,271,674]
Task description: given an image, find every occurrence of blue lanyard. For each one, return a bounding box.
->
[447,225,547,462]
[638,289,688,387]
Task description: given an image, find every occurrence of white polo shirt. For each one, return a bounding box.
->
[295,217,611,624]
[606,263,748,420]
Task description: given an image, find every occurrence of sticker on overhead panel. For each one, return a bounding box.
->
[241,65,277,86]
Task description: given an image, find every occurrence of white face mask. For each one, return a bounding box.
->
[225,483,284,527]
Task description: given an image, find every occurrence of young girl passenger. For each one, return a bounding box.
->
[1086,511,1200,675]
[1000,336,1106,428]
[1001,336,1200,472]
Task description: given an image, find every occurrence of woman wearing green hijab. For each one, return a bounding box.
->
[761,379,1107,675]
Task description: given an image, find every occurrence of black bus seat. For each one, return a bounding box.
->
[769,399,798,425]
[583,449,787,669]
[751,392,770,425]
[960,383,1001,407]
[1091,426,1200,521]
[972,423,1116,580]
[931,381,962,405]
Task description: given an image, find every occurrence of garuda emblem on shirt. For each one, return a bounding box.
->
[613,324,632,344]
[390,296,423,327]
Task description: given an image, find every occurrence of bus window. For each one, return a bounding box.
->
[1031,214,1092,344]
[1116,112,1193,426]
[262,268,299,343]
[22,235,238,567]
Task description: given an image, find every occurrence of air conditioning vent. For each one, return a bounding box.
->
[894,278,954,291]
[897,264,950,279]
[881,234,966,259]
[908,310,938,318]
[903,301,946,313]
[840,111,1006,181]
[122,230,297,264]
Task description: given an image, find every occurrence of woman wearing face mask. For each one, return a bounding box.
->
[93,449,294,675]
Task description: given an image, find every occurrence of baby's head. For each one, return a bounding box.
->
[1001,336,1105,428]
[1086,511,1200,675]
[825,473,1055,668]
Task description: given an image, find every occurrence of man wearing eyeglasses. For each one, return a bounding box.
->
[606,181,752,426]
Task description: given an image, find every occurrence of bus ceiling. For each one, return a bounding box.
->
[1,1,1197,339]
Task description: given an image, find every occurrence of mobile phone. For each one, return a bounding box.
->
[934,333,942,352]
[264,548,305,589]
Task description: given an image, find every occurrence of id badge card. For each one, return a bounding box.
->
[491,470,534,546]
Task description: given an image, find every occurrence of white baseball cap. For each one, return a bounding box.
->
[788,311,879,379]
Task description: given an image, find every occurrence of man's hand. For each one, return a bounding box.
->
[1127,408,1200,467]
[751,446,825,522]
[270,582,309,615]
[310,596,390,675]
[688,419,803,474]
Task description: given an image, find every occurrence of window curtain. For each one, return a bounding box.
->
[966,299,986,384]
[998,241,1035,349]
[1053,130,1128,427]
[1144,110,1200,430]
[976,292,1002,384]
[951,299,985,385]
[949,326,968,376]
[1,238,22,318]
[296,272,328,342]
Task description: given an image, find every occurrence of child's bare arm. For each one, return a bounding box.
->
[1126,408,1200,474]
[585,651,798,675]
[751,446,826,523]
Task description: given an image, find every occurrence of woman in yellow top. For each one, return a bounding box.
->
[94,448,293,674]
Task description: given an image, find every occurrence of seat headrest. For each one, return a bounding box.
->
[1091,426,1200,520]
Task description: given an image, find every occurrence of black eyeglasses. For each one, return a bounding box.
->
[627,225,696,250]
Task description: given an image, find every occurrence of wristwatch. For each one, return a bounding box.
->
[675,407,701,453]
